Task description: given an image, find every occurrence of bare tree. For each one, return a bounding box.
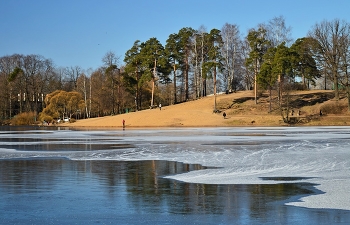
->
[192,31,200,98]
[308,19,350,100]
[221,23,242,92]
[102,51,123,114]
[193,25,207,98]
[0,54,56,119]
[338,33,350,111]
[195,25,208,97]
[266,15,293,47]
[240,40,254,90]
[21,55,54,115]
[76,73,89,118]
[102,51,120,67]
[54,67,66,91]
[65,66,82,90]
[0,55,18,118]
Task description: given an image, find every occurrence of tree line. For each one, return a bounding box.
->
[1,16,350,123]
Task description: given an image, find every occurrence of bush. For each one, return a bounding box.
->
[290,82,307,91]
[320,101,347,114]
[11,112,37,125]
[39,113,54,124]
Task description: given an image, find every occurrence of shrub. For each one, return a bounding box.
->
[11,112,37,125]
[320,101,347,114]
[40,115,54,124]
[290,82,307,91]
[38,112,54,123]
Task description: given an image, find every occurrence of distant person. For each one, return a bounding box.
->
[223,112,226,119]
[159,103,162,110]
[320,110,323,116]
[122,119,125,129]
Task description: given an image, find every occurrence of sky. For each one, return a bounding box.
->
[1,0,350,72]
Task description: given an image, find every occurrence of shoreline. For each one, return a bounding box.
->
[58,123,350,131]
[58,113,350,129]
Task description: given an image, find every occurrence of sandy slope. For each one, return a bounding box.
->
[62,90,349,129]
[64,91,259,128]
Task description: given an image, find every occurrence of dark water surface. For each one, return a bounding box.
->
[0,159,348,225]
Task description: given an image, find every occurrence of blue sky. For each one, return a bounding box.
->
[1,0,349,71]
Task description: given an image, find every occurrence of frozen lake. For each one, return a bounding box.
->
[0,126,349,224]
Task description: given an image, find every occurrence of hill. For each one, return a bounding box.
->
[63,90,350,129]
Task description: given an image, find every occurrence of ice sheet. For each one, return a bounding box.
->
[0,126,349,210]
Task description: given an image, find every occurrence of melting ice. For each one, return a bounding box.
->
[0,126,349,210]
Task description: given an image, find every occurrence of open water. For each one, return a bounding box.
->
[0,126,349,224]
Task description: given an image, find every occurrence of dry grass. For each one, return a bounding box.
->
[62,90,350,129]
[320,100,348,114]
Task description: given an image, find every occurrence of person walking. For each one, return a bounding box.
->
[122,119,125,129]
[223,112,226,119]
[159,103,162,110]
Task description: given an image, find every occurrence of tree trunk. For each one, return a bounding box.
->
[269,86,272,113]
[185,60,189,101]
[347,87,350,112]
[333,68,339,100]
[254,59,258,104]
[89,77,92,118]
[84,76,88,118]
[136,71,140,111]
[346,73,350,112]
[151,59,157,107]
[202,78,207,97]
[213,66,217,112]
[173,64,177,104]
[278,74,281,104]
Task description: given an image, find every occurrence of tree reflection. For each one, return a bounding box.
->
[0,159,318,217]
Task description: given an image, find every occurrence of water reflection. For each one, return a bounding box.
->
[1,158,347,224]
[1,126,350,224]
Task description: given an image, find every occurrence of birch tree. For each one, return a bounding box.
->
[196,26,208,97]
[266,15,293,47]
[221,23,242,92]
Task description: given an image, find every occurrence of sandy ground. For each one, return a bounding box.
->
[64,91,268,128]
[62,90,349,129]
